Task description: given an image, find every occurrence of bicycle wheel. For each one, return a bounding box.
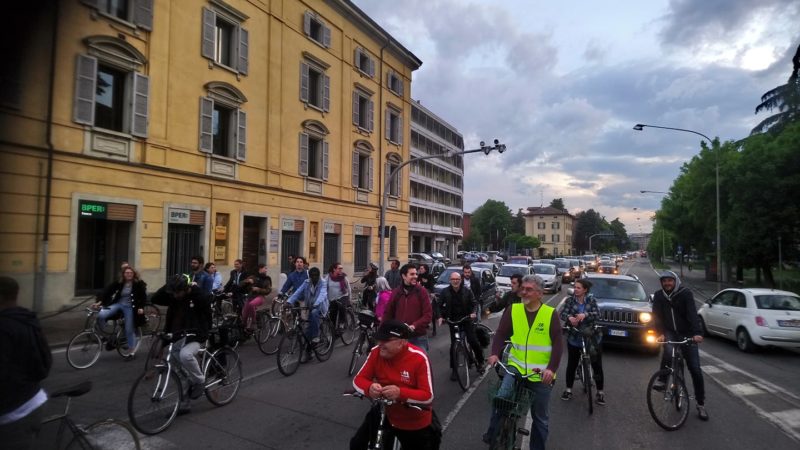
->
[142,304,161,335]
[339,310,356,345]
[259,317,285,356]
[348,332,367,376]
[491,415,516,450]
[68,419,142,450]
[204,347,242,406]
[127,367,182,435]
[454,343,471,391]
[66,331,102,369]
[117,327,143,358]
[277,330,303,376]
[143,336,165,371]
[582,357,594,415]
[315,319,335,362]
[646,370,690,431]
[254,311,270,346]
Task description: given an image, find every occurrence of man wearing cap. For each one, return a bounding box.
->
[351,320,439,449]
[382,264,433,352]
[652,271,708,421]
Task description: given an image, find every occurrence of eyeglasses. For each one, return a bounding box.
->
[449,279,460,282]
[520,286,542,292]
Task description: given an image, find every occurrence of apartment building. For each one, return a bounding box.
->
[524,206,575,257]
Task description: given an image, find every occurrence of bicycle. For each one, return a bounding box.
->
[348,309,378,376]
[486,360,545,450]
[276,305,334,376]
[646,337,693,431]
[127,331,242,435]
[40,381,141,449]
[66,305,158,369]
[563,324,603,415]
[445,316,482,391]
[330,294,357,345]
[255,293,292,355]
[344,389,429,450]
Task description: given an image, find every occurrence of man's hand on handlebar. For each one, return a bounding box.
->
[381,385,400,401]
[693,335,704,344]
[487,355,499,367]
[541,369,555,385]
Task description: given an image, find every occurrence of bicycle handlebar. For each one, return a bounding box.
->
[493,360,541,380]
[445,316,472,325]
[562,324,604,332]
[656,337,693,345]
[343,390,429,411]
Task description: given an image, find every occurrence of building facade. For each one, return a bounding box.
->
[524,206,575,257]
[0,0,421,311]
[408,101,464,260]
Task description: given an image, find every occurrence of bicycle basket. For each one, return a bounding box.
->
[357,310,376,328]
[476,326,491,348]
[216,317,243,346]
[487,377,536,417]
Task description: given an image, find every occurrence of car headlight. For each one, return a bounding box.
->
[640,312,652,323]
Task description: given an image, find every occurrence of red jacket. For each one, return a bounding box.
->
[382,284,433,337]
[353,343,433,430]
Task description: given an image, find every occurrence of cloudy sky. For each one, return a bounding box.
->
[353,0,800,234]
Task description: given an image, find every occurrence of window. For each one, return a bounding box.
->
[387,70,404,96]
[354,47,375,77]
[202,5,249,75]
[387,155,402,197]
[352,142,373,191]
[199,82,247,160]
[552,222,560,229]
[299,122,329,180]
[552,234,560,243]
[538,234,546,242]
[386,107,402,144]
[303,11,331,48]
[82,0,153,30]
[537,222,546,229]
[352,89,374,131]
[301,59,330,112]
[73,38,149,137]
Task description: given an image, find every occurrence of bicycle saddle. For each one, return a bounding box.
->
[50,381,93,399]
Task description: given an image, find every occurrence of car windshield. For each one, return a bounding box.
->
[499,265,528,276]
[588,278,648,302]
[436,268,461,284]
[755,294,800,311]
[533,264,555,275]
[553,260,571,269]
[509,257,528,264]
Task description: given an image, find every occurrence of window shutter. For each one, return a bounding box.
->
[322,74,330,112]
[386,70,392,87]
[322,141,329,180]
[352,91,359,126]
[398,116,404,145]
[368,157,374,192]
[354,47,361,68]
[238,27,249,75]
[300,62,309,102]
[323,25,331,48]
[199,97,214,153]
[396,168,402,197]
[385,111,390,140]
[298,132,309,176]
[398,78,404,97]
[303,12,311,36]
[73,54,97,125]
[236,109,247,161]
[368,99,374,132]
[352,151,359,187]
[130,72,149,137]
[368,57,375,77]
[133,0,154,30]
[202,8,216,60]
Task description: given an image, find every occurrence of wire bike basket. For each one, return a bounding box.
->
[487,376,536,417]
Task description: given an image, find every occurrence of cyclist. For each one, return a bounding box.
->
[91,265,148,360]
[241,276,269,336]
[360,263,379,310]
[326,262,352,327]
[286,267,328,344]
[204,262,223,292]
[484,275,561,450]
[351,319,440,450]
[462,265,483,322]
[223,259,249,311]
[437,272,485,380]
[373,277,392,324]
[253,263,272,293]
[151,274,213,413]
[381,264,433,352]
[190,256,213,294]
[488,273,522,314]
[280,256,308,297]
[559,278,605,405]
[651,271,708,421]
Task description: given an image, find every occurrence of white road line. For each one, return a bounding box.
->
[700,350,800,403]
[727,383,767,396]
[441,368,491,432]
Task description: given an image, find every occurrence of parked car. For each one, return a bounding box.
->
[507,255,534,266]
[698,288,800,352]
[432,266,497,307]
[471,261,501,276]
[429,252,451,265]
[573,273,657,351]
[408,253,434,265]
[430,260,446,278]
[460,252,479,263]
[495,264,535,295]
[476,252,490,262]
[531,263,561,293]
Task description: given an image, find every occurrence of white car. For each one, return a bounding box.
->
[532,263,561,293]
[495,264,535,295]
[698,288,800,352]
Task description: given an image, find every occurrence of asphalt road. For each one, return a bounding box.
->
[36,259,800,449]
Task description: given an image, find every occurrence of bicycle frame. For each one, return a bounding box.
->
[344,391,425,449]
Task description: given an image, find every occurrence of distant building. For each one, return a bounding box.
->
[524,207,575,257]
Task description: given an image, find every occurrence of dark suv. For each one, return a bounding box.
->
[570,273,658,351]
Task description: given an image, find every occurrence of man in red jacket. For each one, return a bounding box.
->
[351,320,439,449]
[382,264,433,351]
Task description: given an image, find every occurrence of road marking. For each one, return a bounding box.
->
[441,368,491,432]
[772,410,800,429]
[701,365,723,374]
[727,383,767,396]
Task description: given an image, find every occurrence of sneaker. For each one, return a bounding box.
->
[177,404,192,416]
[596,393,606,406]
[189,383,204,400]
[560,390,573,401]
[311,336,321,344]
[697,405,709,421]
[123,353,136,362]
[652,380,666,392]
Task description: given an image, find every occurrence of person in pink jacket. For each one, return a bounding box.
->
[374,276,392,324]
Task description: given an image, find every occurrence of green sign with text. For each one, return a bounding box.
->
[79,200,107,219]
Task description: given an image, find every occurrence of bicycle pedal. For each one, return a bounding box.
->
[517,428,530,436]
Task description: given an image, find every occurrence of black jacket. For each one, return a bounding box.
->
[465,273,482,304]
[652,283,702,338]
[440,286,477,321]
[0,307,52,416]
[224,270,249,296]
[99,279,148,327]
[152,286,213,342]
[488,290,520,313]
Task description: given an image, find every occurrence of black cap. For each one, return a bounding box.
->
[374,319,411,341]
[165,274,190,294]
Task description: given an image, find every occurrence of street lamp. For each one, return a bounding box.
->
[589,233,613,253]
[634,123,721,292]
[640,190,667,194]
[378,139,507,273]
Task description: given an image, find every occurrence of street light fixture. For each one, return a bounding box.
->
[378,139,507,273]
[640,190,667,194]
[588,233,614,254]
[633,123,721,292]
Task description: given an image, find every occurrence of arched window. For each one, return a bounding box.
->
[199,82,248,162]
[352,140,374,191]
[299,120,330,180]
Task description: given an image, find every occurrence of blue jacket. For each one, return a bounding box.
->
[287,279,329,315]
[281,270,309,295]
[192,271,214,294]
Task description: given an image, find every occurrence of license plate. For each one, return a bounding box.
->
[608,329,628,337]
[777,320,800,328]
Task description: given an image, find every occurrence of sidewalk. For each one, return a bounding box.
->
[656,259,731,299]
[39,303,94,349]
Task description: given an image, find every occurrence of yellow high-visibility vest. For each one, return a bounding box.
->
[508,303,555,382]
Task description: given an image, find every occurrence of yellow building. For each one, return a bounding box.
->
[524,206,575,257]
[0,0,421,311]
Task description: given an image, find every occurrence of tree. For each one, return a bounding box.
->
[511,208,526,235]
[470,200,514,250]
[751,43,800,135]
[573,209,608,253]
[549,198,565,211]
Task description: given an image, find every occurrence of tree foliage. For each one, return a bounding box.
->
[751,43,800,135]
[549,198,565,211]
[470,200,513,250]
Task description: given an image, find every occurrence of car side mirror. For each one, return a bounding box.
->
[706,300,712,308]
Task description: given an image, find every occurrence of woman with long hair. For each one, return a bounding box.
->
[559,278,605,405]
[373,276,392,324]
[92,265,147,359]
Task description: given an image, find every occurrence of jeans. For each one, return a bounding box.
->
[486,367,553,450]
[98,303,137,350]
[659,341,705,405]
[306,308,322,340]
[408,336,429,352]
[172,338,204,385]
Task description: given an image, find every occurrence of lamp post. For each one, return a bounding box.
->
[589,233,613,254]
[378,139,507,273]
[634,123,721,292]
